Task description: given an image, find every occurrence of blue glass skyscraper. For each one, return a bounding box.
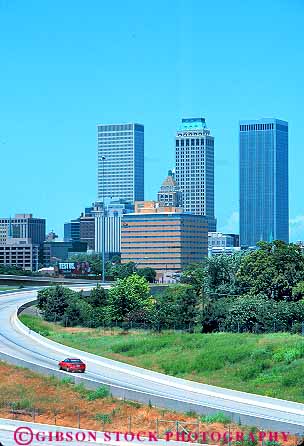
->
[239,118,289,247]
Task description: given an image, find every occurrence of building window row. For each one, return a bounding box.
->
[240,123,274,131]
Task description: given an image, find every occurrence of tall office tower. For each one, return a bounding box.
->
[97,123,144,203]
[239,118,289,247]
[175,118,216,231]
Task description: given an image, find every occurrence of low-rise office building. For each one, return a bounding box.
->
[121,210,208,274]
[43,240,88,266]
[0,214,46,245]
[208,232,240,256]
[0,238,39,271]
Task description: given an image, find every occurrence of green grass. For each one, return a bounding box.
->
[0,286,19,291]
[73,383,110,400]
[20,314,304,403]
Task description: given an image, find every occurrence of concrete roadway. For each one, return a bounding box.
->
[0,289,304,435]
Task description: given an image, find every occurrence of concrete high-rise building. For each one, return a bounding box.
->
[97,123,144,204]
[79,216,95,250]
[239,119,289,247]
[0,214,45,245]
[93,200,133,256]
[64,219,80,242]
[64,207,95,250]
[157,170,182,208]
[175,118,216,231]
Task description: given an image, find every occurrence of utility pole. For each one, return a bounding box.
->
[101,156,106,284]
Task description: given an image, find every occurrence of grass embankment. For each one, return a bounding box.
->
[20,314,304,403]
[0,286,19,291]
[0,361,260,438]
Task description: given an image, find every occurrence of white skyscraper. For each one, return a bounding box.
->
[97,123,144,204]
[175,118,216,231]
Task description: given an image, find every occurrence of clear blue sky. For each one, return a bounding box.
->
[0,0,303,240]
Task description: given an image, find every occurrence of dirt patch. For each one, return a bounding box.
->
[0,361,298,445]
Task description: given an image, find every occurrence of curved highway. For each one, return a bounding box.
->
[0,288,304,434]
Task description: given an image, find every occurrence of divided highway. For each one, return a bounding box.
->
[0,288,304,434]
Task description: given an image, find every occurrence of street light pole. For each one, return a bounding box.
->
[101,156,106,284]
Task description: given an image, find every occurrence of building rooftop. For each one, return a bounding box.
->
[239,118,288,126]
[160,171,178,189]
[180,118,207,130]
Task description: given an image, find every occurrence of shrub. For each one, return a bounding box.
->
[95,413,112,423]
[273,348,302,363]
[86,385,110,400]
[201,411,231,424]
[9,399,33,410]
[60,377,74,385]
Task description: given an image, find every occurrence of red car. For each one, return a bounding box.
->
[58,358,86,373]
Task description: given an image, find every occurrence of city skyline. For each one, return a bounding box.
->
[0,1,303,240]
[0,115,294,242]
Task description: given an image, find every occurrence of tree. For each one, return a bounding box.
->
[0,264,32,276]
[86,284,108,307]
[170,284,198,328]
[237,241,304,300]
[292,281,304,300]
[151,284,199,331]
[110,262,137,280]
[63,297,101,327]
[37,285,78,322]
[150,288,180,331]
[202,294,304,333]
[181,254,243,299]
[110,254,121,264]
[137,267,156,283]
[203,253,243,297]
[107,273,153,322]
[180,263,206,295]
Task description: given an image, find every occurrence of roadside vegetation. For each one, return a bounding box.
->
[0,286,19,291]
[33,241,304,333]
[69,253,157,282]
[20,314,304,403]
[0,360,271,441]
[19,240,304,403]
[0,265,33,276]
